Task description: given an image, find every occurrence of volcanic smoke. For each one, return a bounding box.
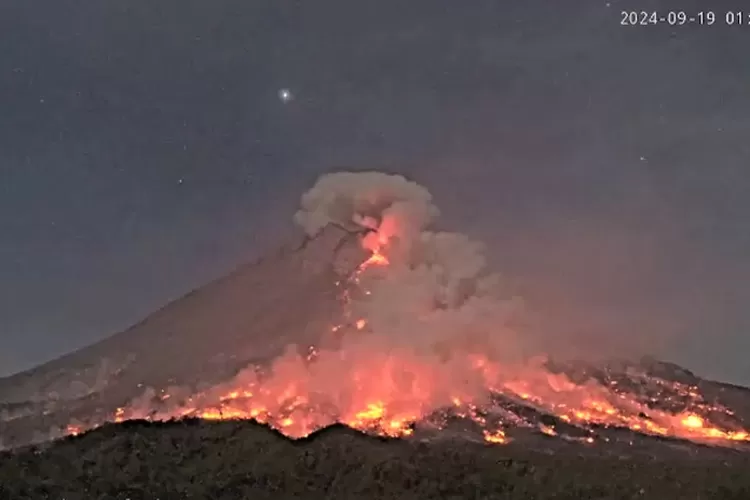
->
[65,171,749,446]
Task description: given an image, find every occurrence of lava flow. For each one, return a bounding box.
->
[111,233,748,448]
[63,171,750,448]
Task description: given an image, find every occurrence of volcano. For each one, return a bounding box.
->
[1,171,749,457]
[0,224,367,448]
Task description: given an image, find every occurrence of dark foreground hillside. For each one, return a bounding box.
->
[1,419,749,500]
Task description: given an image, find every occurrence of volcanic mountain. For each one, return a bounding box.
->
[1,171,749,457]
[0,224,367,449]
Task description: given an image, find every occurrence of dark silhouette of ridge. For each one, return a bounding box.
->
[3,417,750,499]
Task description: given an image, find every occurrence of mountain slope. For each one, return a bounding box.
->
[2,170,750,455]
[0,225,367,448]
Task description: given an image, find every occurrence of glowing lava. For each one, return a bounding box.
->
[361,248,389,268]
[483,429,508,444]
[62,240,750,448]
[57,171,750,450]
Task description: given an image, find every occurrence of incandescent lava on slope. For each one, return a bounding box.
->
[58,171,750,451]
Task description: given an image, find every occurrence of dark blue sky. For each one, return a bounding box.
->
[2,0,750,383]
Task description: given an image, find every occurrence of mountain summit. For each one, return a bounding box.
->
[1,171,749,455]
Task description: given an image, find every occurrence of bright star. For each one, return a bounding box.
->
[278,88,293,103]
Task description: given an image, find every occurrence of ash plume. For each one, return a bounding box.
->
[294,171,439,247]
[297,171,522,348]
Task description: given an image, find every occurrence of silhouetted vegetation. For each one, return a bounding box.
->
[1,418,749,499]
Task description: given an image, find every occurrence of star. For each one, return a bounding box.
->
[278,88,294,103]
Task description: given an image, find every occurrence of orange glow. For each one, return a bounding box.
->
[539,424,557,436]
[62,333,750,448]
[58,223,750,450]
[65,424,82,436]
[355,402,385,421]
[483,429,508,444]
[361,249,389,268]
[682,414,704,429]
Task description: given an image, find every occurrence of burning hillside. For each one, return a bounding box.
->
[2,171,750,452]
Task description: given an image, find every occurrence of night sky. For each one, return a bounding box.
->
[2,0,750,384]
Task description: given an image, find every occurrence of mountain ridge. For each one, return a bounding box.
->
[3,417,750,499]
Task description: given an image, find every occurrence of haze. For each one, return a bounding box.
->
[1,0,749,384]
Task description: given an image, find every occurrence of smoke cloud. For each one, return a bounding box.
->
[294,171,439,251]
[172,170,532,434]
[56,170,750,447]
[295,171,524,356]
